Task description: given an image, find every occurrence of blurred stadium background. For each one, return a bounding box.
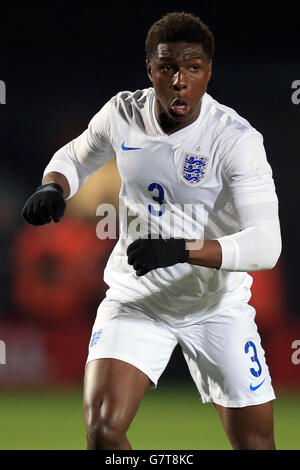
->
[0,1,299,450]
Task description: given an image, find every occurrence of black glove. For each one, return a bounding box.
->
[22,183,66,226]
[127,235,189,276]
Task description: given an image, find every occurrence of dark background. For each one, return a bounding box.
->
[0,1,299,387]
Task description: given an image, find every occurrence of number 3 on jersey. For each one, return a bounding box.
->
[244,340,262,377]
[148,183,165,216]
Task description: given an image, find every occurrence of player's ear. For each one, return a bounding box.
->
[207,59,212,82]
[146,59,153,83]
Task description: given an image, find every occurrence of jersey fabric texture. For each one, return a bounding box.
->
[43,87,281,327]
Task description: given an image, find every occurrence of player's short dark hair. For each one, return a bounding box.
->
[146,12,215,61]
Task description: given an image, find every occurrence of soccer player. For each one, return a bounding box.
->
[22,12,282,450]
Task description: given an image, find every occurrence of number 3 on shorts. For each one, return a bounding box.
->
[244,340,262,377]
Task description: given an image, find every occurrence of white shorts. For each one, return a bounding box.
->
[86,298,275,408]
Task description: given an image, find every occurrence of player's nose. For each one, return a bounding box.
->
[172,70,187,91]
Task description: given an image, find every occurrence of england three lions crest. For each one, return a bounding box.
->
[182,153,208,185]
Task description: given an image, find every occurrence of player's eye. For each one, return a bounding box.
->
[190,64,201,72]
[161,64,176,72]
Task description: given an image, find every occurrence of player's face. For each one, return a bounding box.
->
[147,42,212,134]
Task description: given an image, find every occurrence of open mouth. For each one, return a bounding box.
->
[170,98,191,116]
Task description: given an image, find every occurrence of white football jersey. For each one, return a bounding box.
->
[43,87,281,326]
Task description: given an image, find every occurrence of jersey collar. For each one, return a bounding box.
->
[148,88,209,146]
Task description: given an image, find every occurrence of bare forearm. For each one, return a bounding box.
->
[42,171,70,199]
[185,239,222,270]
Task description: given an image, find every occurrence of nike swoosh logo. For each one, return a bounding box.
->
[250,378,266,391]
[121,141,142,151]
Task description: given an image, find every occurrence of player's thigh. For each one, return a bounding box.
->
[84,299,178,429]
[86,299,178,389]
[180,303,275,408]
[83,358,151,432]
